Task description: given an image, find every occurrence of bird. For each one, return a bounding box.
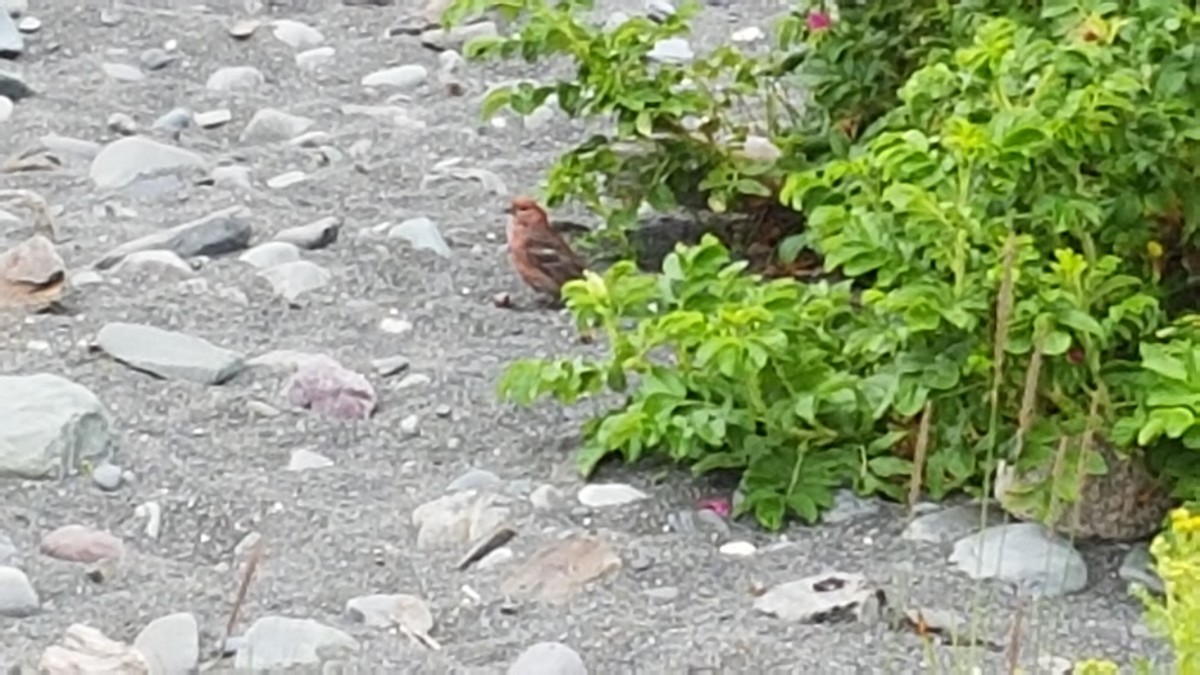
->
[505,196,587,304]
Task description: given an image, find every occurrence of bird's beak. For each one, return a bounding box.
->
[502,205,514,215]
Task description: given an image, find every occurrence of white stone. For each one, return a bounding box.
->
[361,64,428,90]
[235,616,358,670]
[296,47,335,72]
[238,242,302,270]
[133,612,199,675]
[387,217,451,257]
[0,566,39,617]
[577,483,649,508]
[718,541,757,557]
[508,642,587,675]
[206,65,265,93]
[272,19,324,49]
[256,260,332,303]
[949,523,1088,597]
[88,136,205,190]
[0,374,113,479]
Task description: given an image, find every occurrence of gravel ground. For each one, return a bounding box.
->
[0,0,1172,672]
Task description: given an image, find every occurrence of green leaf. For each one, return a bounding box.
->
[1042,330,1072,356]
[479,85,513,119]
[868,456,914,478]
[752,494,786,530]
[1141,343,1188,382]
[1151,407,1196,439]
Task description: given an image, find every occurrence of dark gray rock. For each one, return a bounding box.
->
[94,206,252,269]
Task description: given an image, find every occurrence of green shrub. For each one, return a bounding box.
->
[454,0,1200,527]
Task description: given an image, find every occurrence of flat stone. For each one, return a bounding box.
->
[508,641,587,675]
[822,489,880,524]
[0,374,113,479]
[257,260,331,302]
[501,536,621,605]
[194,108,232,128]
[361,64,428,90]
[274,216,339,250]
[240,108,314,144]
[388,217,451,257]
[211,165,252,189]
[0,566,38,618]
[754,572,877,623]
[0,9,23,57]
[902,504,992,544]
[16,16,38,33]
[41,133,100,157]
[94,206,252,269]
[151,107,190,134]
[718,541,757,557]
[91,462,123,491]
[206,65,265,92]
[296,46,335,72]
[272,19,324,49]
[235,616,358,670]
[286,448,334,472]
[229,19,258,39]
[647,37,693,63]
[133,612,199,675]
[111,250,195,277]
[949,523,1088,597]
[239,241,302,269]
[1119,544,1164,595]
[266,170,308,189]
[412,491,510,549]
[0,94,11,122]
[139,47,175,71]
[38,624,147,672]
[370,355,410,377]
[40,525,124,564]
[731,26,764,42]
[0,68,32,100]
[577,483,648,508]
[96,322,246,385]
[89,136,205,190]
[345,593,432,632]
[102,63,145,82]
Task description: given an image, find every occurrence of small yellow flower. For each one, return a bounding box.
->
[1148,240,1165,259]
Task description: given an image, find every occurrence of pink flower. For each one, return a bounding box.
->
[806,10,832,32]
[698,497,731,518]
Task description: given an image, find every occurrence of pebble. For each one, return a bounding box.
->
[258,260,331,302]
[240,108,315,144]
[274,216,339,249]
[362,64,428,90]
[96,322,246,385]
[508,641,588,675]
[397,373,432,388]
[0,374,113,479]
[272,19,325,49]
[0,69,32,101]
[17,18,39,35]
[266,170,308,189]
[139,48,175,71]
[239,241,303,269]
[106,112,137,135]
[235,616,358,669]
[152,106,191,135]
[229,18,259,39]
[647,37,693,63]
[1119,544,1164,595]
[345,593,432,632]
[731,26,764,42]
[88,136,205,190]
[102,62,145,82]
[0,94,10,122]
[286,448,334,472]
[282,358,377,421]
[211,164,252,189]
[529,484,563,510]
[388,217,452,257]
[0,566,39,617]
[754,572,877,623]
[577,483,649,508]
[412,491,510,549]
[296,46,336,72]
[822,489,880,524]
[371,355,410,377]
[0,9,23,57]
[446,468,501,493]
[0,531,16,566]
[206,65,265,92]
[949,523,1088,597]
[40,525,125,564]
[718,541,757,557]
[134,612,200,674]
[400,414,420,435]
[194,108,233,128]
[91,462,123,491]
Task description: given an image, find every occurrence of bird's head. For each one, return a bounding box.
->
[505,196,549,229]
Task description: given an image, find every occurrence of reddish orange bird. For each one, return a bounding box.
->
[505,196,586,303]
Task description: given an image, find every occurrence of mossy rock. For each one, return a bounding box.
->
[994,441,1174,542]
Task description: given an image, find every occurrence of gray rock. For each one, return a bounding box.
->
[370,355,409,377]
[419,21,497,51]
[235,616,358,670]
[206,65,265,92]
[0,9,22,57]
[139,48,175,71]
[94,206,251,269]
[211,165,252,189]
[286,449,333,472]
[102,62,144,82]
[345,593,431,631]
[240,108,315,144]
[902,504,992,544]
[529,485,563,510]
[821,489,880,524]
[151,107,190,135]
[88,136,205,190]
[949,523,1088,597]
[1119,544,1164,595]
[645,0,675,21]
[361,64,428,90]
[508,642,587,675]
[134,612,199,675]
[274,216,339,250]
[388,217,451,257]
[96,322,246,385]
[228,18,258,39]
[0,374,113,479]
[239,242,302,269]
[266,171,308,189]
[41,133,100,157]
[16,15,37,32]
[272,19,324,49]
[107,112,138,135]
[412,491,510,549]
[112,250,195,277]
[296,47,335,73]
[647,37,693,63]
[0,68,32,100]
[0,94,10,122]
[577,483,648,508]
[257,260,332,303]
[91,462,123,491]
[194,108,232,129]
[754,572,877,623]
[446,468,501,493]
[0,566,38,618]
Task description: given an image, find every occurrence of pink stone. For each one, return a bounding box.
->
[40,525,125,564]
[698,497,731,518]
[282,358,377,421]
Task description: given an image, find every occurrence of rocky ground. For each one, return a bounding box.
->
[0,0,1176,672]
